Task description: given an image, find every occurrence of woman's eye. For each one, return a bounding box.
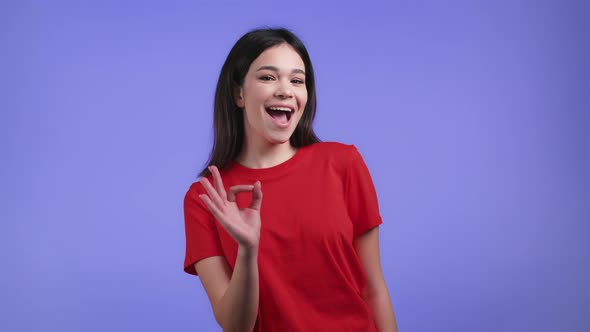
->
[260,75,274,81]
[292,79,305,84]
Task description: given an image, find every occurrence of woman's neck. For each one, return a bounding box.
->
[236,139,297,169]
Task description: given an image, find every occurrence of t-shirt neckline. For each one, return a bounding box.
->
[228,144,313,181]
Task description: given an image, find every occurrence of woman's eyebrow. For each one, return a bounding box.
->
[256,65,305,75]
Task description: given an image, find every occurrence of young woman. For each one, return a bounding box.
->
[183,28,398,332]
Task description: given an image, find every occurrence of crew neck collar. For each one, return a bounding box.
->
[228,144,313,181]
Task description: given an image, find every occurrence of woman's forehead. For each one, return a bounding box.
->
[250,44,305,73]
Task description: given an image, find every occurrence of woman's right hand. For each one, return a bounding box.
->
[198,165,263,250]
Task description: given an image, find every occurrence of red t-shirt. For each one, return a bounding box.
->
[183,142,383,331]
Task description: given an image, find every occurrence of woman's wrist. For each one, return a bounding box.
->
[237,244,259,260]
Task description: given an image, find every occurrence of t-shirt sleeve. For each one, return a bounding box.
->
[345,145,383,238]
[183,182,224,275]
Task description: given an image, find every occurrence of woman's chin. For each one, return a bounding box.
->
[264,133,292,145]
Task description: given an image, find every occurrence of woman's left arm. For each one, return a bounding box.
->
[354,226,398,332]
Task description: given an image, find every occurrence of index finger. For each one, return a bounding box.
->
[209,165,227,200]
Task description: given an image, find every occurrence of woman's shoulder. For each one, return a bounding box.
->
[184,170,217,199]
[184,180,205,203]
[307,141,357,156]
[305,141,361,170]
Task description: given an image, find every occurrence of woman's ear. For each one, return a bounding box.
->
[233,86,245,108]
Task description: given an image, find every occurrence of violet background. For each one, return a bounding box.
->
[2,0,589,331]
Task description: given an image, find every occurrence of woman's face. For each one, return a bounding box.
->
[236,43,308,146]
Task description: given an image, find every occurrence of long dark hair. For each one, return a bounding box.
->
[198,28,321,177]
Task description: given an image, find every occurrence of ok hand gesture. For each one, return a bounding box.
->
[198,165,263,250]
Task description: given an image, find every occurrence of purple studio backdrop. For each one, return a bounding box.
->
[2,0,589,331]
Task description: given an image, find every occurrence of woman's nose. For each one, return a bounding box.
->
[274,80,293,99]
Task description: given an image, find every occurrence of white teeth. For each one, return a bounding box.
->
[268,106,292,112]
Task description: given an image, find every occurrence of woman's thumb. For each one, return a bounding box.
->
[250,181,263,210]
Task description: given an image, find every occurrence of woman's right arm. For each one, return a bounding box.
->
[196,165,263,332]
[195,245,259,332]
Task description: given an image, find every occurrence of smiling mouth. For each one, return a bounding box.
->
[265,106,293,122]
